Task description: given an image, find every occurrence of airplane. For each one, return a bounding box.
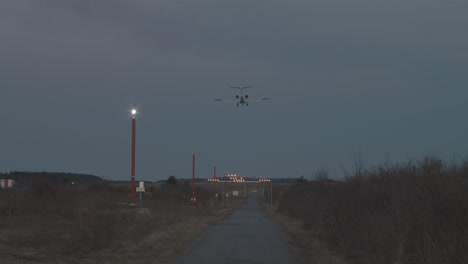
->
[214,86,270,106]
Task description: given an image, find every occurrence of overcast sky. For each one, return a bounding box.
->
[1,0,467,181]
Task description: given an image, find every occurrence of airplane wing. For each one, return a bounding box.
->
[230,86,252,90]
[249,97,270,103]
[214,99,237,103]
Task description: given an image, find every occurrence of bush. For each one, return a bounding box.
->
[0,180,217,261]
[277,157,468,264]
[166,175,178,185]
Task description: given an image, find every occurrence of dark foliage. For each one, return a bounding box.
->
[277,157,468,264]
[166,175,178,185]
[0,171,103,187]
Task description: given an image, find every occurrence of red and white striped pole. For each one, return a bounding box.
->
[213,162,217,193]
[213,162,217,207]
[131,109,137,204]
[191,152,196,206]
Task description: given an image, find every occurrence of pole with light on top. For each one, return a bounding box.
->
[191,152,196,206]
[213,162,217,206]
[130,109,137,204]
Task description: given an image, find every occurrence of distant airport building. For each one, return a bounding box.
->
[0,179,15,189]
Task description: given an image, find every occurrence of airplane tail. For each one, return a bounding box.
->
[230,86,252,93]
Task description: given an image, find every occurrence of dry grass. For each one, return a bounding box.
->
[265,208,346,264]
[0,182,243,263]
[276,157,468,264]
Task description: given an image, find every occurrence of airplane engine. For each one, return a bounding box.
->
[236,95,239,99]
[245,95,249,99]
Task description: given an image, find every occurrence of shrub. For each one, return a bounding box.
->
[277,157,468,264]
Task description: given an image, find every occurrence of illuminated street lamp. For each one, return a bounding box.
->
[191,152,196,206]
[130,109,137,204]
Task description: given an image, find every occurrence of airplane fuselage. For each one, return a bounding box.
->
[237,96,248,106]
[214,86,269,106]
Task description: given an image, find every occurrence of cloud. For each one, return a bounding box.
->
[1,0,467,179]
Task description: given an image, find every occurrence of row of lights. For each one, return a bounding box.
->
[206,174,271,183]
[207,174,246,182]
[227,174,245,182]
[227,174,238,180]
[207,176,271,182]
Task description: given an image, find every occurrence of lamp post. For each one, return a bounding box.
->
[130,109,137,204]
[222,171,226,208]
[214,162,217,207]
[213,162,217,194]
[191,152,196,206]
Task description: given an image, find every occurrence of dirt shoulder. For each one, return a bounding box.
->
[80,208,233,264]
[1,204,240,264]
[0,182,248,264]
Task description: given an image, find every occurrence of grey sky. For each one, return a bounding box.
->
[1,0,467,181]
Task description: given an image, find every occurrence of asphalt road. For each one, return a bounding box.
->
[170,195,297,264]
